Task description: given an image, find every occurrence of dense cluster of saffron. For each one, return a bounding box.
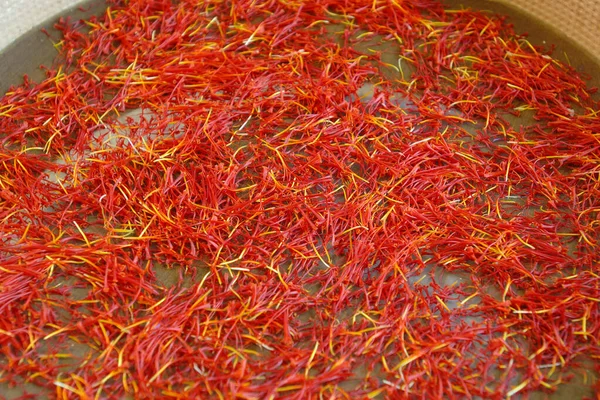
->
[0,0,599,398]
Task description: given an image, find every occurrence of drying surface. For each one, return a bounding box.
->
[0,1,599,399]
[2,0,600,59]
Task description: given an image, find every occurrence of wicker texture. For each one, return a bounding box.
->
[502,0,600,59]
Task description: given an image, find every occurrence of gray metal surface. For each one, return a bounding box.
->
[0,0,83,52]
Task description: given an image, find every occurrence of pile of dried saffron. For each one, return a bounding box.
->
[1,0,599,398]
